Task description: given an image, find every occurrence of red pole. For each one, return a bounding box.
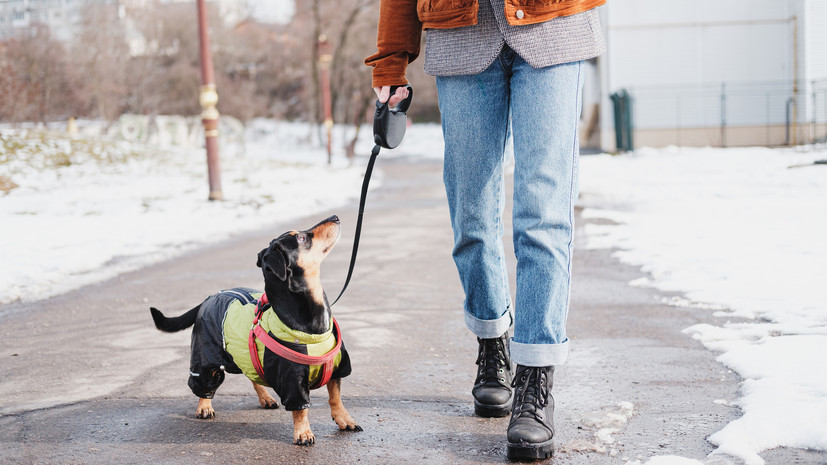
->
[197,0,223,201]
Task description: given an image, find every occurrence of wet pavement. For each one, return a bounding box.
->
[1,155,823,464]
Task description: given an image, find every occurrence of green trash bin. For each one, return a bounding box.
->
[610,89,633,152]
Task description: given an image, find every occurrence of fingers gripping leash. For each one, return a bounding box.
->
[330,85,413,307]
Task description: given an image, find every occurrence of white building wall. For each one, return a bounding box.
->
[806,0,827,81]
[604,0,796,89]
[0,0,100,41]
[597,0,827,149]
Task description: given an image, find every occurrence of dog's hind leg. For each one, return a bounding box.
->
[251,381,279,409]
[327,378,362,432]
[189,368,224,419]
[196,398,215,419]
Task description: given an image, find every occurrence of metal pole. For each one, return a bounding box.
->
[791,16,798,146]
[786,97,793,145]
[812,82,817,144]
[720,83,727,148]
[318,35,334,164]
[197,0,222,201]
[676,94,681,147]
[765,93,770,146]
[626,90,634,151]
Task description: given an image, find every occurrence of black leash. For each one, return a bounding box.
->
[330,85,413,307]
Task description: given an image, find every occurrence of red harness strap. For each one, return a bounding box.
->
[248,293,342,390]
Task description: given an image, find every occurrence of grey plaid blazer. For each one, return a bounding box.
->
[424,0,605,76]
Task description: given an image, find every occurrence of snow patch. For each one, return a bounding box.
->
[565,402,635,456]
[580,145,827,464]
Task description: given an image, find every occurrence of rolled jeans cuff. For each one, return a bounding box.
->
[465,309,513,339]
[509,339,570,367]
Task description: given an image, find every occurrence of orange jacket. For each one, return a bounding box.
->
[365,0,605,87]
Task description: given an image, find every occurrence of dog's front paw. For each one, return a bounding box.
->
[293,429,315,446]
[292,409,315,446]
[196,398,216,419]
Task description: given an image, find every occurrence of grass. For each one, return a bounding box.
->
[0,129,161,194]
[0,175,18,193]
[1,129,149,166]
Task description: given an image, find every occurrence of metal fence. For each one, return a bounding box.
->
[625,79,827,147]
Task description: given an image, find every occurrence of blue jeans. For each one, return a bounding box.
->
[436,46,583,367]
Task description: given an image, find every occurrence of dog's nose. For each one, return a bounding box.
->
[328,215,340,224]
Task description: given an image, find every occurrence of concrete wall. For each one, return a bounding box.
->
[627,124,823,149]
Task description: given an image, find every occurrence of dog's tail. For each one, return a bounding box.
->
[150,305,200,333]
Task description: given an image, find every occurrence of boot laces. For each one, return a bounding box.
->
[476,337,509,387]
[512,366,549,417]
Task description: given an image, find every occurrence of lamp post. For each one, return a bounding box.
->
[196,0,222,200]
[318,34,334,164]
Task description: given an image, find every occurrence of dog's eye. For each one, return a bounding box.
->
[297,233,307,243]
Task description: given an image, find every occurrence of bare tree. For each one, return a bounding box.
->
[0,44,40,122]
[72,4,130,121]
[0,0,439,125]
[329,0,378,121]
[123,2,202,116]
[0,24,80,122]
[310,0,323,127]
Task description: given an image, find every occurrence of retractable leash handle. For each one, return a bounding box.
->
[373,85,413,149]
[330,84,414,307]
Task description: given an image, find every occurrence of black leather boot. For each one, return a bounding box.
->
[507,365,555,461]
[472,333,513,417]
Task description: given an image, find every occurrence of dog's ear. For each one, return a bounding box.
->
[257,247,288,281]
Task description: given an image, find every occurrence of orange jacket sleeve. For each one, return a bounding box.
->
[364,0,422,88]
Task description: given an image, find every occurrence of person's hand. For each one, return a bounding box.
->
[373,86,410,107]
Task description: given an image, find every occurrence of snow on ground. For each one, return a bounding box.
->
[0,120,382,306]
[0,121,444,307]
[2,120,826,464]
[579,145,827,465]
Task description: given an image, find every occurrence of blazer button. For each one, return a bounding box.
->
[516,9,525,19]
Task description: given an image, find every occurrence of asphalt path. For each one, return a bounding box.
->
[1,155,822,464]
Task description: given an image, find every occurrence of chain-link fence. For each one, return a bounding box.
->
[624,79,827,148]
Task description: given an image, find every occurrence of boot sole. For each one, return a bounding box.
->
[507,438,554,461]
[474,400,511,418]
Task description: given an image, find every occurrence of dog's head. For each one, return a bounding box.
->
[257,215,341,304]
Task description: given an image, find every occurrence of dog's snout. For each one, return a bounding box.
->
[327,215,340,224]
